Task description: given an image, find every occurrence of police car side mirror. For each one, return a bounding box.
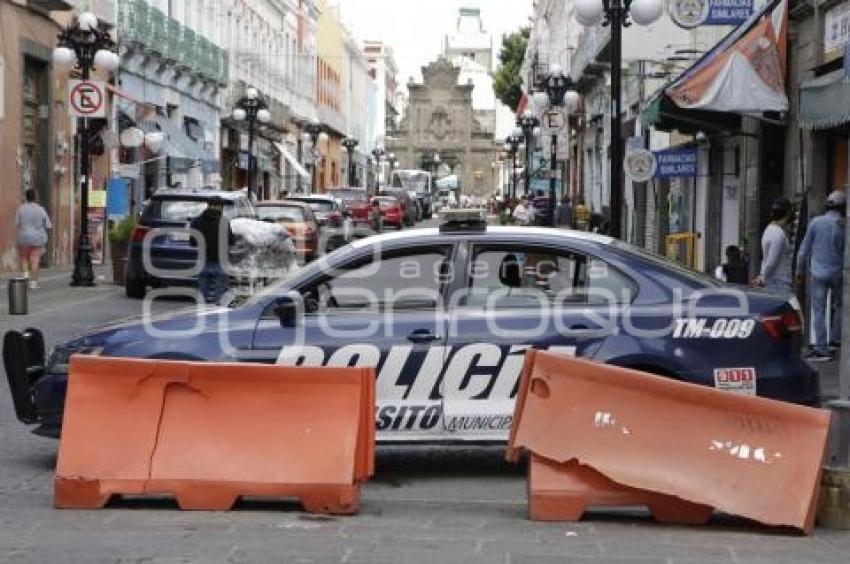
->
[273,293,303,327]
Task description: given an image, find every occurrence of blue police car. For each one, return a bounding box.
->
[4,212,818,441]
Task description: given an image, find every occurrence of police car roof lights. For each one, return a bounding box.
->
[439,208,487,233]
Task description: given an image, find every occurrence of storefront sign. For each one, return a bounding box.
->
[107,178,130,220]
[825,2,850,61]
[624,148,657,183]
[670,0,753,29]
[654,148,698,178]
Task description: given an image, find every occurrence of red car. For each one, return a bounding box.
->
[256,201,319,261]
[327,187,371,225]
[373,196,404,229]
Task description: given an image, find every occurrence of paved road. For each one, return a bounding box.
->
[1,231,848,563]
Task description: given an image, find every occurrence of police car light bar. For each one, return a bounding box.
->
[439,208,487,233]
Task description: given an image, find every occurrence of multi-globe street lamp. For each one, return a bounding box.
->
[574,0,664,238]
[517,110,541,198]
[303,118,328,193]
[53,12,119,287]
[504,131,523,201]
[341,137,359,187]
[532,64,580,226]
[371,146,386,191]
[388,153,398,185]
[231,87,271,200]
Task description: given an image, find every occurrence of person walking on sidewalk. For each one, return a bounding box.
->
[15,190,52,289]
[796,190,846,362]
[555,195,573,228]
[512,195,534,226]
[191,197,234,304]
[754,197,794,296]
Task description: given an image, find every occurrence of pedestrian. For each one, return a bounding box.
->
[190,197,234,304]
[555,196,573,228]
[754,197,794,296]
[512,195,534,226]
[573,197,590,231]
[796,190,846,362]
[15,190,52,289]
[714,245,748,284]
[370,198,383,233]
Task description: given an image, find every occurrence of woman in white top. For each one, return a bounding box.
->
[15,190,52,289]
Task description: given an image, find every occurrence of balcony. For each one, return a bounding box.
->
[569,24,610,82]
[118,0,228,85]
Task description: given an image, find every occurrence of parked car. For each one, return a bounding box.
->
[379,188,416,226]
[256,201,319,262]
[326,187,371,226]
[124,189,257,299]
[390,169,434,219]
[284,195,350,252]
[7,212,818,442]
[373,196,404,229]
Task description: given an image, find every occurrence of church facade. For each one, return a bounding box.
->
[387,58,499,197]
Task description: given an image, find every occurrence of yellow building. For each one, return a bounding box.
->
[315,0,346,190]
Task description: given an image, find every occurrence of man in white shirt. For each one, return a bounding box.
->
[512,196,534,226]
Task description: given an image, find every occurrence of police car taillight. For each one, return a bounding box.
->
[761,311,803,340]
[439,208,486,233]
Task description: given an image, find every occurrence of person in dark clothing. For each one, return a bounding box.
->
[554,196,573,228]
[191,197,234,304]
[716,245,748,284]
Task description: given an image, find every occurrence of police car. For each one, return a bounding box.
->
[4,210,818,441]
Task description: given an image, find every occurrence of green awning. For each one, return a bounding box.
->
[800,70,850,130]
[641,95,742,134]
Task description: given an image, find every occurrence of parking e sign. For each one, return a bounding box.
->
[68,80,106,118]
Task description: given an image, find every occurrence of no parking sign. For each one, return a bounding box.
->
[68,80,106,118]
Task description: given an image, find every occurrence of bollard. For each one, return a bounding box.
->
[8,277,28,315]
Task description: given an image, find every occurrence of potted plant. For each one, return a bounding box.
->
[108,215,136,286]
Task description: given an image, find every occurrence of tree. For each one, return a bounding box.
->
[493,27,530,113]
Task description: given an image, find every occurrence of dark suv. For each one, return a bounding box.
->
[125,190,256,298]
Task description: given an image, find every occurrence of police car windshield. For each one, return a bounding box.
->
[614,241,722,287]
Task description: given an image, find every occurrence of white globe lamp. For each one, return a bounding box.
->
[94,49,119,72]
[246,87,258,99]
[232,108,247,121]
[565,90,581,111]
[256,108,271,123]
[574,0,604,26]
[77,11,99,32]
[144,132,165,154]
[119,127,145,148]
[630,0,664,25]
[532,90,549,109]
[52,46,77,67]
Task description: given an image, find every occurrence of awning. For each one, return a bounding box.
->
[274,143,310,179]
[800,70,850,130]
[145,115,218,173]
[641,95,742,134]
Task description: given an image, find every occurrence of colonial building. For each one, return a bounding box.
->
[387,58,499,197]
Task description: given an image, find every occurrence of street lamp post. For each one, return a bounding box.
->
[504,132,523,200]
[231,87,271,201]
[388,153,398,186]
[575,0,664,238]
[341,137,359,187]
[371,146,386,192]
[53,12,119,287]
[517,111,541,198]
[533,64,580,226]
[303,118,328,193]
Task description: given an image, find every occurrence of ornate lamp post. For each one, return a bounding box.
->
[53,12,119,287]
[341,137,359,187]
[574,0,664,238]
[517,110,541,197]
[388,153,398,186]
[303,118,328,193]
[504,130,523,201]
[533,64,580,226]
[231,87,271,200]
[371,146,386,191]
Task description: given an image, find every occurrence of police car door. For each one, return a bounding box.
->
[442,241,618,440]
[252,244,454,441]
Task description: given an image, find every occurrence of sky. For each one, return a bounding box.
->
[336,0,534,84]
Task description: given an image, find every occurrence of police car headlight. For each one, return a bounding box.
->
[49,346,104,374]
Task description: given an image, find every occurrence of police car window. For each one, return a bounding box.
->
[466,246,633,307]
[304,247,452,313]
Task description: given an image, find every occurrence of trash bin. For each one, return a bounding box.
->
[8,277,28,315]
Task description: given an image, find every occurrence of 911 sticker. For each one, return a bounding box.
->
[673,318,756,339]
[713,367,756,395]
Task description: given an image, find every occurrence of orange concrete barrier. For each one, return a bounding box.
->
[528,454,713,524]
[507,350,831,533]
[55,356,375,514]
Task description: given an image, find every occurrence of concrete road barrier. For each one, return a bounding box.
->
[507,350,831,533]
[55,356,375,514]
